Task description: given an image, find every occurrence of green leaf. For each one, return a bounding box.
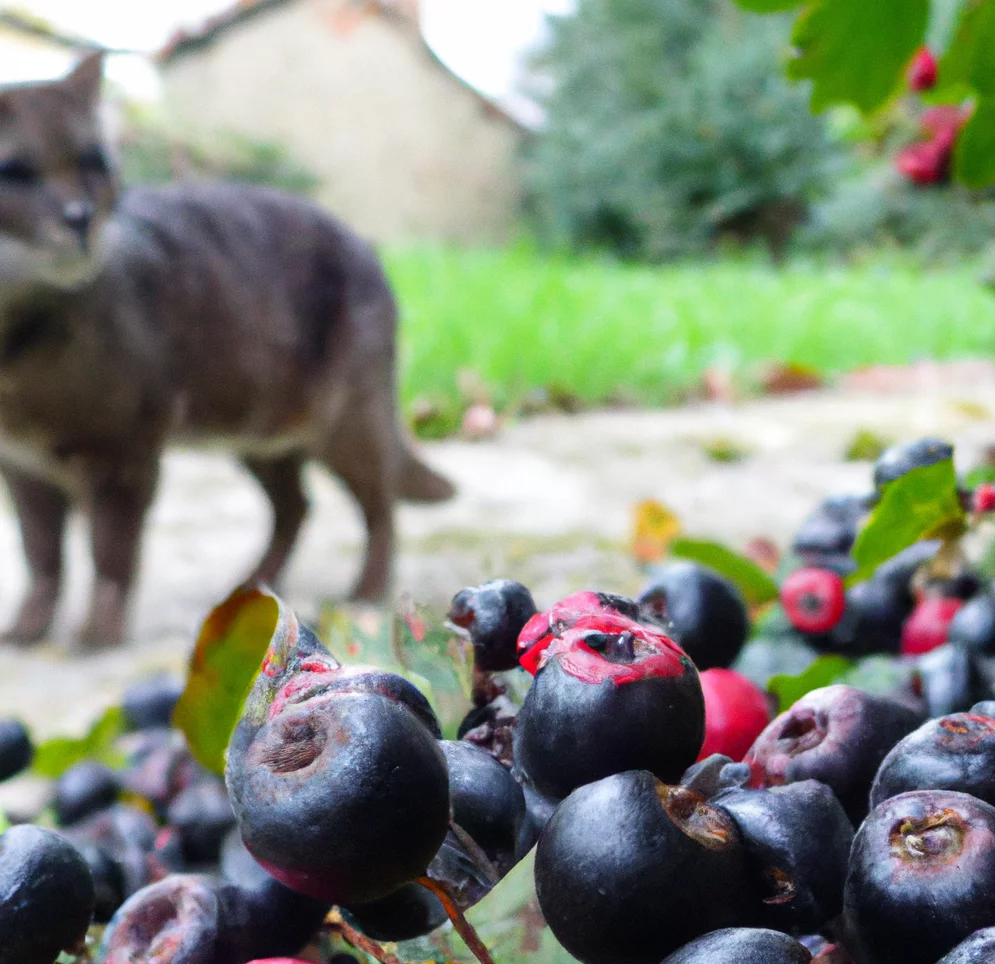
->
[733,0,804,10]
[173,585,283,775]
[669,538,780,607]
[848,458,965,585]
[941,0,995,96]
[32,706,126,778]
[955,98,995,187]
[768,654,854,711]
[787,0,929,113]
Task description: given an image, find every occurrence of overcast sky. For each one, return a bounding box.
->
[3,0,574,109]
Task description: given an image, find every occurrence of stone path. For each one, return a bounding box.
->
[4,365,995,738]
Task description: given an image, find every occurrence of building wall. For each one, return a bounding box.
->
[159,0,524,244]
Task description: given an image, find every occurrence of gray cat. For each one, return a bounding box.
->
[0,53,454,646]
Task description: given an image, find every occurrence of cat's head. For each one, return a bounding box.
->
[0,52,116,288]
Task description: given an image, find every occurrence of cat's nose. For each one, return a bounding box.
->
[62,200,94,250]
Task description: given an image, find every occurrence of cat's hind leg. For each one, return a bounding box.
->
[241,453,308,588]
[0,463,67,643]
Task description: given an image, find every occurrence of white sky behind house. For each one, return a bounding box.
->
[0,0,574,120]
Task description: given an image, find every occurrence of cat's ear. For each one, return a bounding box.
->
[63,50,105,104]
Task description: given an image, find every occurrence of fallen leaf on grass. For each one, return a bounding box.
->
[702,436,751,463]
[756,362,824,395]
[844,428,891,462]
[631,499,681,564]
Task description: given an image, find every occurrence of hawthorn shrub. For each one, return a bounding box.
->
[524,0,842,261]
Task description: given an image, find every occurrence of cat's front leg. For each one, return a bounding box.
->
[0,463,68,643]
[78,458,160,648]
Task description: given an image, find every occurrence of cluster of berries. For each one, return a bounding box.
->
[896,47,971,186]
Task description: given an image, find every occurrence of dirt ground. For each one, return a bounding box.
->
[4,362,995,740]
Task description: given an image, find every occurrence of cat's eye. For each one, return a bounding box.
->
[78,146,110,176]
[0,157,39,184]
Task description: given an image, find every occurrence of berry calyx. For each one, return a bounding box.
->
[697,668,771,763]
[781,568,846,634]
[901,597,964,656]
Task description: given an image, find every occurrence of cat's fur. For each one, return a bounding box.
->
[0,54,454,646]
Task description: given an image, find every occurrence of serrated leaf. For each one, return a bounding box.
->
[769,654,854,711]
[955,98,995,187]
[173,585,284,775]
[632,499,681,564]
[788,0,929,113]
[848,458,966,585]
[669,538,780,607]
[32,706,126,778]
[940,0,995,96]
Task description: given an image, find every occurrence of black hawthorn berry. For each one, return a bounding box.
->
[844,790,995,964]
[166,776,236,864]
[75,841,127,924]
[0,719,33,781]
[792,493,869,561]
[712,781,854,934]
[121,672,184,730]
[448,579,537,672]
[912,643,990,718]
[873,437,953,491]
[0,824,95,964]
[744,685,921,824]
[440,740,526,875]
[827,577,912,657]
[637,562,749,669]
[98,873,328,964]
[935,928,995,963]
[344,883,446,942]
[870,713,995,809]
[54,759,121,826]
[535,771,754,964]
[973,700,995,716]
[661,928,813,963]
[225,621,450,906]
[949,593,995,655]
[513,612,704,800]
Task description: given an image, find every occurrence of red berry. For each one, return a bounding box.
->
[697,668,771,762]
[896,139,951,185]
[907,46,938,91]
[921,104,970,139]
[781,567,846,634]
[901,597,964,656]
[974,483,995,514]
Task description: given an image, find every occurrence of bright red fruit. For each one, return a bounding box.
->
[896,140,951,185]
[781,567,846,634]
[906,46,938,91]
[901,597,964,655]
[697,668,772,762]
[973,483,995,514]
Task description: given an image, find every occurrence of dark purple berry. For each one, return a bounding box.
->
[0,719,33,781]
[792,493,869,562]
[0,824,95,964]
[935,927,995,963]
[122,672,184,730]
[912,643,989,717]
[844,790,995,964]
[344,882,445,941]
[440,740,525,875]
[870,713,995,810]
[873,437,953,491]
[744,685,921,823]
[661,928,812,963]
[513,612,703,800]
[166,776,236,864]
[448,579,537,672]
[225,621,449,905]
[949,593,995,655]
[712,781,854,934]
[54,759,121,826]
[535,771,754,964]
[637,562,749,669]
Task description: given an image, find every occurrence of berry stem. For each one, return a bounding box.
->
[417,875,497,964]
[324,908,417,964]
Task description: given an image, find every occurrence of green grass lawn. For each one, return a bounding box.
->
[384,244,995,431]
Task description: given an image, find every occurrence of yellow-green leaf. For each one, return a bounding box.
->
[670,538,780,607]
[32,706,126,778]
[769,654,854,711]
[172,585,284,775]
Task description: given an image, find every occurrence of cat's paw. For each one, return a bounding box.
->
[1,582,59,645]
[76,582,127,649]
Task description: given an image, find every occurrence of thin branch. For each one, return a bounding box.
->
[417,876,496,964]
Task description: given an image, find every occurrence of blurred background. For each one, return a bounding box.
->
[3,0,995,731]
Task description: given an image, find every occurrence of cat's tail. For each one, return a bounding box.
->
[397,444,456,502]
